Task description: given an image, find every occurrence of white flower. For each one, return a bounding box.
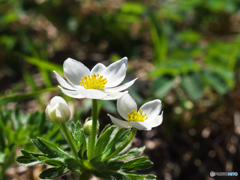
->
[45,96,71,124]
[108,94,163,131]
[54,57,137,100]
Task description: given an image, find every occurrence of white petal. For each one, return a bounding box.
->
[117,94,137,120]
[139,99,162,122]
[130,121,152,131]
[105,78,138,92]
[78,88,107,99]
[108,114,132,128]
[49,96,68,107]
[59,86,84,99]
[63,58,90,85]
[149,113,163,128]
[45,105,51,120]
[101,91,128,100]
[104,63,126,87]
[91,63,106,75]
[101,57,128,87]
[53,70,75,90]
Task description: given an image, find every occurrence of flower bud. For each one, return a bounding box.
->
[45,96,71,124]
[84,120,93,135]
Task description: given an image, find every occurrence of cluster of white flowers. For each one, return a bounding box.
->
[46,57,163,131]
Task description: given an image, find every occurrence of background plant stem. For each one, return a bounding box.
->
[88,99,98,160]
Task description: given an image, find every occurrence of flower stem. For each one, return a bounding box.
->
[79,170,91,180]
[103,128,137,162]
[59,123,78,159]
[88,99,98,160]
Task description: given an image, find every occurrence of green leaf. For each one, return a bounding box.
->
[115,129,131,149]
[181,72,203,100]
[125,173,157,180]
[125,173,148,180]
[148,9,168,64]
[203,69,230,94]
[0,87,58,106]
[107,160,124,171]
[0,152,6,163]
[94,126,115,158]
[22,55,63,74]
[152,75,175,97]
[100,124,111,135]
[90,155,105,171]
[39,167,69,179]
[114,147,145,160]
[74,127,87,153]
[32,137,71,158]
[0,130,6,152]
[71,122,76,135]
[143,174,157,180]
[102,128,123,159]
[94,170,130,180]
[44,159,65,167]
[16,149,46,166]
[16,156,42,166]
[123,156,153,171]
[64,158,81,172]
[75,121,82,131]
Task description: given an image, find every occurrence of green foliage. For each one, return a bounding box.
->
[150,60,235,101]
[0,87,58,106]
[17,122,155,179]
[0,109,63,179]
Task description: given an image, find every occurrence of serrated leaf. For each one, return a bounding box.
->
[107,160,124,171]
[113,147,145,160]
[32,137,71,158]
[94,126,115,158]
[102,128,123,159]
[71,122,75,135]
[39,167,69,179]
[115,129,131,149]
[74,129,87,153]
[125,173,148,180]
[123,156,153,171]
[100,124,111,135]
[75,121,82,131]
[90,155,105,171]
[181,72,203,100]
[64,158,81,172]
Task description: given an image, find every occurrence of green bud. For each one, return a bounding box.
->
[45,96,71,124]
[84,120,93,135]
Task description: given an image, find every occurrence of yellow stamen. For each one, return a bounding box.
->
[128,109,148,122]
[80,74,107,91]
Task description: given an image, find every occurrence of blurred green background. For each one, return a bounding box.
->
[1,0,240,179]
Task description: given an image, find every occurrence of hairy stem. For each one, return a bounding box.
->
[59,123,78,159]
[88,99,98,160]
[103,128,137,162]
[79,171,91,180]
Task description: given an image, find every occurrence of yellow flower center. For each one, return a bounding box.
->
[128,109,148,122]
[80,74,107,91]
